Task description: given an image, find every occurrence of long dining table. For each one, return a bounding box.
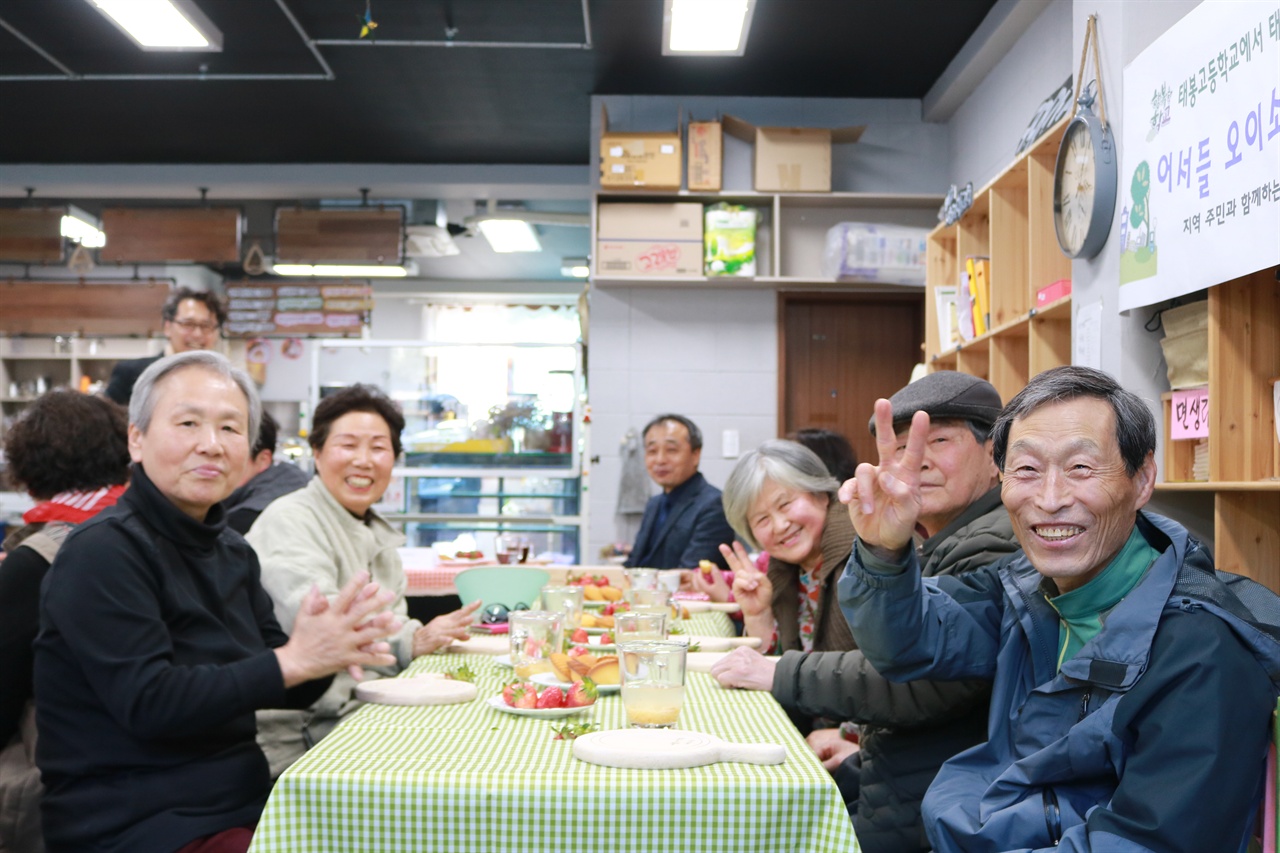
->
[248,611,861,853]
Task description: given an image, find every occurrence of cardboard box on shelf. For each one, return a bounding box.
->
[599,106,682,190]
[722,115,865,192]
[596,203,703,277]
[687,120,723,191]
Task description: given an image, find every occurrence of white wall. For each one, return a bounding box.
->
[585,286,778,560]
[947,0,1075,190]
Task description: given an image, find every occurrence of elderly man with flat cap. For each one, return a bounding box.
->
[711,371,1019,853]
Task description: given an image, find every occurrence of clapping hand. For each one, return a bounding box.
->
[412,599,483,657]
[278,571,403,688]
[839,400,929,560]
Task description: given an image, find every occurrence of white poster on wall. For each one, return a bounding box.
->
[1118,1,1280,311]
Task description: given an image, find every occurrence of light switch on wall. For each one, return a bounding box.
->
[722,428,740,458]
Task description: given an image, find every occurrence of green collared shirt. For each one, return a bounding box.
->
[1044,525,1160,671]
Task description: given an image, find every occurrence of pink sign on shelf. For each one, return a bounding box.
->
[1170,387,1210,439]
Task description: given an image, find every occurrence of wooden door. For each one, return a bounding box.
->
[780,293,924,468]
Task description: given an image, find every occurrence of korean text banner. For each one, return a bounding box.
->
[1119,1,1280,311]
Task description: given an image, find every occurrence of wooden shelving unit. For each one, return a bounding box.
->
[0,335,161,437]
[1155,265,1280,588]
[923,117,1073,403]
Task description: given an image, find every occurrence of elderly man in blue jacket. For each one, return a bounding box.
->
[838,365,1280,852]
[625,413,736,570]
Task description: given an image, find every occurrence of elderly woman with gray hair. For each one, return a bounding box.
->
[712,438,856,657]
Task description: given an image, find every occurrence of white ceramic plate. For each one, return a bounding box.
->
[495,654,513,668]
[531,671,621,695]
[485,694,595,718]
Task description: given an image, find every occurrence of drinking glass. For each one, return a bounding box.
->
[614,610,667,641]
[624,568,660,591]
[619,640,687,728]
[624,586,672,609]
[509,610,563,678]
[540,585,584,630]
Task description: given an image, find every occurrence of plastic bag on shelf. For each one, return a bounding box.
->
[822,222,928,285]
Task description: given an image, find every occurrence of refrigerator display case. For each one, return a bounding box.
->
[311,339,585,562]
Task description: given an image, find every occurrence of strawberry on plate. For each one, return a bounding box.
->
[570,627,589,644]
[593,574,610,587]
[501,682,518,706]
[567,645,591,658]
[565,679,597,708]
[600,632,614,645]
[536,686,565,709]
[513,683,538,709]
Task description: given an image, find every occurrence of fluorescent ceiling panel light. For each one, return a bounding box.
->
[560,258,590,278]
[61,207,106,248]
[663,0,754,55]
[476,219,542,253]
[88,0,223,51]
[271,263,413,278]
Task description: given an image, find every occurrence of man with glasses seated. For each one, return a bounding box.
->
[105,286,227,406]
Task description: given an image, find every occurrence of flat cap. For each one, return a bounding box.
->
[869,371,1003,436]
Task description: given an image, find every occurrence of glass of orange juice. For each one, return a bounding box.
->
[509,610,562,678]
[618,640,687,728]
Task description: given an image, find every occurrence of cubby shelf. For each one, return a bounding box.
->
[924,117,1073,404]
[592,190,943,287]
[1157,266,1280,587]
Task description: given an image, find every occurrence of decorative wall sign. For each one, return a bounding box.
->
[223,281,372,336]
[1015,76,1074,156]
[1119,1,1280,310]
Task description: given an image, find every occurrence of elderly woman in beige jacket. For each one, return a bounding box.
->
[248,384,479,776]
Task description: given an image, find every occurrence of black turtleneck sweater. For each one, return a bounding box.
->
[34,464,330,853]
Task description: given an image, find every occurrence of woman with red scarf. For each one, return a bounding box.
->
[0,389,130,853]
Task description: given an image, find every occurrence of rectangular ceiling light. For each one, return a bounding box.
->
[663,0,755,55]
[476,219,542,253]
[271,263,414,278]
[88,0,223,51]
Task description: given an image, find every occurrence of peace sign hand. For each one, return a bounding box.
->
[838,399,929,559]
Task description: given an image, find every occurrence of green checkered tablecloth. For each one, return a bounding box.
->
[249,612,860,853]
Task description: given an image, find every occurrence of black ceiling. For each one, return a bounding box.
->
[0,0,997,167]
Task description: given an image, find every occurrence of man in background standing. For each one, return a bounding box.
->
[224,411,310,535]
[625,413,735,570]
[104,286,227,406]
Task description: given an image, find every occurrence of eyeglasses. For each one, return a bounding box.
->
[480,602,530,624]
[171,319,219,332]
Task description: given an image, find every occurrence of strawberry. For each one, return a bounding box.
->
[593,575,609,587]
[536,685,565,709]
[501,682,518,706]
[603,602,615,616]
[567,573,586,586]
[523,637,545,657]
[570,627,589,644]
[513,683,538,709]
[600,632,614,645]
[565,679,598,708]
[567,644,590,658]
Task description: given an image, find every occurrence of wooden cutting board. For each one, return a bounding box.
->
[686,636,762,652]
[354,674,477,706]
[573,729,786,769]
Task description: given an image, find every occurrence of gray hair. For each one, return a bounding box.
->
[722,439,840,549]
[130,350,261,442]
[992,365,1155,476]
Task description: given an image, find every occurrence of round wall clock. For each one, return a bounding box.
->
[1053,87,1117,260]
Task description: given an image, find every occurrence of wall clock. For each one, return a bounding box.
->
[1053,85,1117,260]
[1053,15,1116,261]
